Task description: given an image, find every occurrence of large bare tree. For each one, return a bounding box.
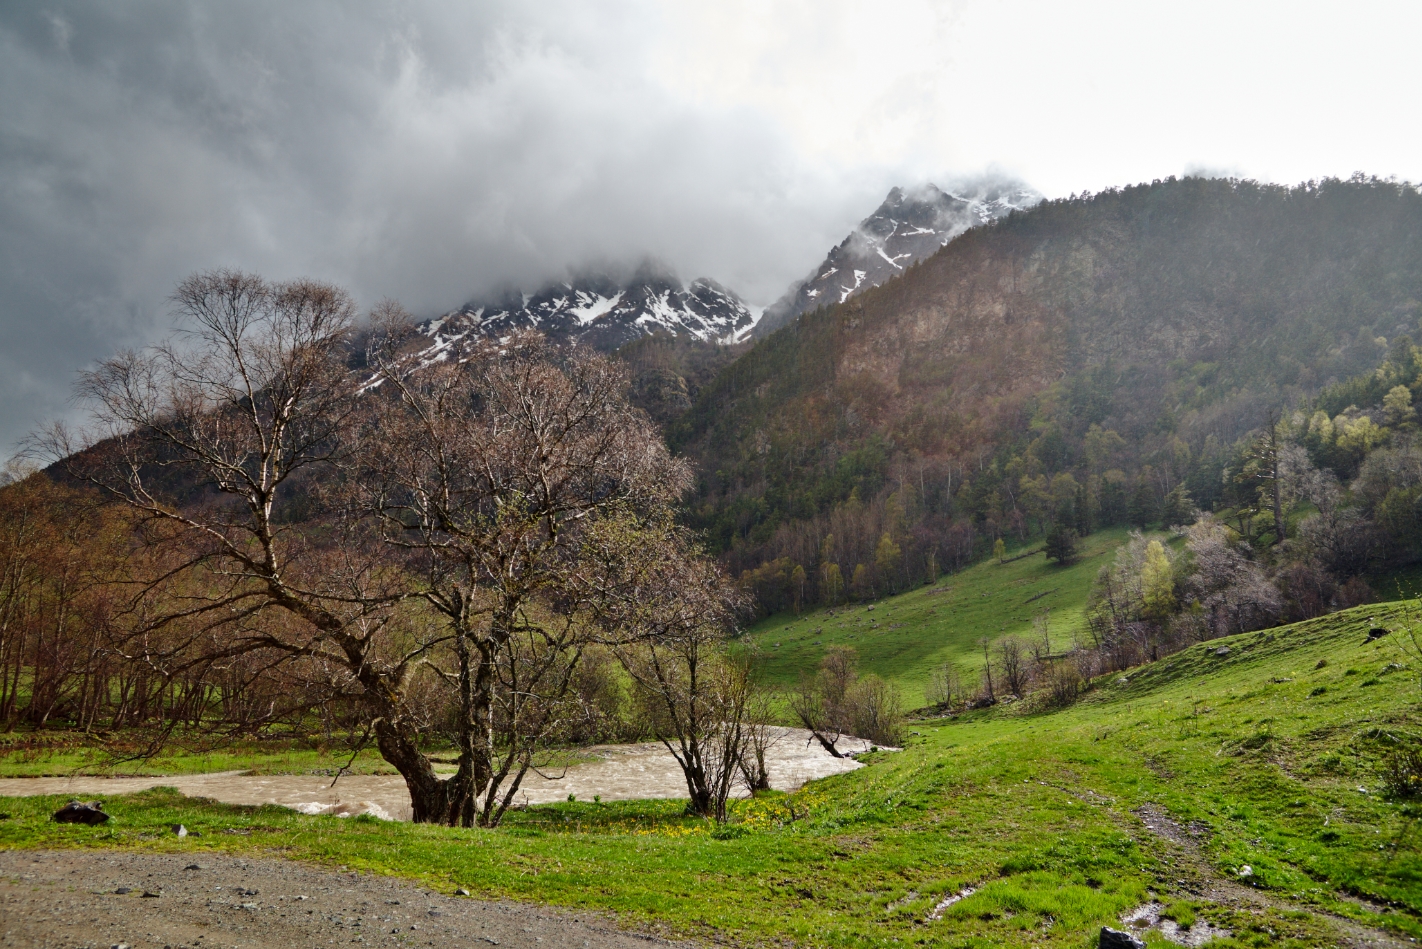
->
[355,322,695,825]
[44,272,722,826]
[40,271,418,749]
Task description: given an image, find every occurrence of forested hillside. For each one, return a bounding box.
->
[668,176,1422,612]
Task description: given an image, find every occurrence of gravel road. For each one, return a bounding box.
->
[0,850,690,949]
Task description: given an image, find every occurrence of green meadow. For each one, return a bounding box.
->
[745,528,1135,704]
[2,600,1418,948]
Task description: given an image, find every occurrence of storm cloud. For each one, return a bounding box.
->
[3,0,1421,456]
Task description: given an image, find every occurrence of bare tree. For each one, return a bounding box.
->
[357,325,695,825]
[588,518,749,821]
[792,646,859,757]
[38,270,417,758]
[42,272,709,828]
[995,637,1029,698]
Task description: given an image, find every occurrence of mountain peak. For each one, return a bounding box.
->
[755,178,1042,336]
[414,266,762,363]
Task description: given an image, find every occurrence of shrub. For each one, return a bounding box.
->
[847,674,904,747]
[1381,744,1422,798]
[1038,661,1084,709]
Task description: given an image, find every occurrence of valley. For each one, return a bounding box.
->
[1,603,1417,947]
[5,174,1422,949]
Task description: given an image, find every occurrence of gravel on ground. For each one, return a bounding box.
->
[0,849,690,949]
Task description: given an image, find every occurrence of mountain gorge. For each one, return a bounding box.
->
[666,175,1422,600]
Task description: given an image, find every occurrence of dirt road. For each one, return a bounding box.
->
[0,729,875,820]
[0,849,689,949]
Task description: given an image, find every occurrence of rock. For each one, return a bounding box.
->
[1213,646,1230,657]
[53,800,109,825]
[1099,927,1146,948]
[183,864,201,871]
[1237,864,1253,877]
[141,890,160,898]
[1368,627,1391,640]
[455,887,471,896]
[114,887,131,895]
[172,824,187,837]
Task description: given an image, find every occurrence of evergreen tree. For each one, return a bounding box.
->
[1161,484,1194,527]
[1073,482,1094,535]
[1044,522,1079,565]
[1128,476,1159,529]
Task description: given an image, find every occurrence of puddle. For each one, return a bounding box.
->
[1122,901,1231,946]
[0,727,881,821]
[926,885,977,921]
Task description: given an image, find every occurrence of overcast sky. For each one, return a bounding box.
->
[3,0,1422,458]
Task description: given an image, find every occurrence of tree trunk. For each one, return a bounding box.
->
[374,718,474,825]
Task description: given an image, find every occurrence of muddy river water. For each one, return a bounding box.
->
[0,728,878,820]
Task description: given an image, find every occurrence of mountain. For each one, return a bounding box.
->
[754,180,1042,336]
[669,175,1422,575]
[416,263,761,360]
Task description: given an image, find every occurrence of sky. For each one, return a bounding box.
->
[3,0,1422,458]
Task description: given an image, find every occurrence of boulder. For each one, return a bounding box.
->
[52,800,109,825]
[1368,627,1391,641]
[1099,927,1146,949]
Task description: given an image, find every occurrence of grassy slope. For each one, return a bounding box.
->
[745,528,1135,706]
[2,601,1419,948]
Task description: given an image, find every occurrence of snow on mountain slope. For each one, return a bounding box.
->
[416,264,761,361]
[755,180,1042,335]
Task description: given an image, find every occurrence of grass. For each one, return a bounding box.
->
[0,736,400,778]
[2,600,1420,947]
[744,528,1137,704]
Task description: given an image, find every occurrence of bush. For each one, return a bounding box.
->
[847,674,904,747]
[1038,661,1084,709]
[924,663,965,711]
[1381,744,1422,798]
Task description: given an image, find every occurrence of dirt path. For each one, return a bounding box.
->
[0,849,691,949]
[1128,802,1409,948]
[0,729,875,821]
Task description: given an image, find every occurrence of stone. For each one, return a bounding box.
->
[1213,646,1230,657]
[172,824,187,837]
[1368,627,1391,641]
[53,800,109,825]
[1099,927,1146,949]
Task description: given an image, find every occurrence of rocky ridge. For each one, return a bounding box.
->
[415,264,760,363]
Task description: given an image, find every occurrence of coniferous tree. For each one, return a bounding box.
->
[1044,522,1079,565]
[1128,476,1159,529]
